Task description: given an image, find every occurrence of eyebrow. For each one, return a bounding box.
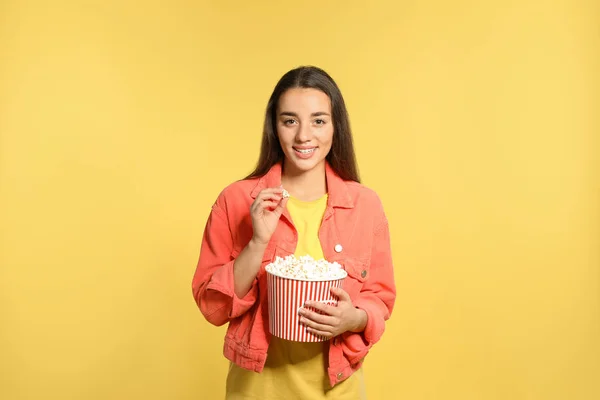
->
[279,111,331,117]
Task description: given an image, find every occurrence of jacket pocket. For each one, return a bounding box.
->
[340,257,369,297]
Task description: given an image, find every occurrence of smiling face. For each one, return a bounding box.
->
[276,88,334,176]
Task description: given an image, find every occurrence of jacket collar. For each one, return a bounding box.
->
[250,162,354,209]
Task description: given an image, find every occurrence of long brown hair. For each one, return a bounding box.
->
[245,66,360,182]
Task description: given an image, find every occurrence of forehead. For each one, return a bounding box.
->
[277,88,331,113]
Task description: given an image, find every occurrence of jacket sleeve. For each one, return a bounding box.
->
[340,214,396,365]
[191,202,259,326]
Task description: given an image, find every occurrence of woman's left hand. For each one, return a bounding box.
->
[299,287,367,339]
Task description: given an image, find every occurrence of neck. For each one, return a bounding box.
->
[281,161,327,202]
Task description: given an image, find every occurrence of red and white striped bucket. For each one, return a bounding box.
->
[266,272,346,342]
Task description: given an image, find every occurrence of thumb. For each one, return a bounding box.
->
[273,196,289,217]
[331,286,351,302]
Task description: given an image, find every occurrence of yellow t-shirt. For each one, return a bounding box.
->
[225,194,366,400]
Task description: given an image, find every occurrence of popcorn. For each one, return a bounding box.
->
[282,188,290,198]
[265,254,347,281]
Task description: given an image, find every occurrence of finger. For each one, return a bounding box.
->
[303,300,337,316]
[259,200,279,211]
[299,317,334,336]
[257,188,284,198]
[273,196,288,217]
[331,287,352,303]
[255,193,283,203]
[252,195,282,211]
[305,327,333,339]
[299,307,337,325]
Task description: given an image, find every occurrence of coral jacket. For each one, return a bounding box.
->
[192,162,396,387]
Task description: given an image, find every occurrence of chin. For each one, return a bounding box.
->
[287,158,325,174]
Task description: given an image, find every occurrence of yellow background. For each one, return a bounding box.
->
[1,1,598,399]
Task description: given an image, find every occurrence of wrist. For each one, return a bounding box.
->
[350,308,368,333]
[249,237,269,251]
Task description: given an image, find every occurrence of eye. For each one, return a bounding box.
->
[284,119,297,125]
[315,119,326,125]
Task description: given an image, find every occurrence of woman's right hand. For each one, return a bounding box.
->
[250,188,289,247]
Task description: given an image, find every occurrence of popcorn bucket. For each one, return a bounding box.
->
[266,272,346,342]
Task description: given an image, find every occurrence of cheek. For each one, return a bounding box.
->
[276,128,293,146]
[321,128,334,149]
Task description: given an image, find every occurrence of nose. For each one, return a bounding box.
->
[295,123,311,142]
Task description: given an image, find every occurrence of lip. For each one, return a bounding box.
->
[293,146,317,159]
[293,146,317,150]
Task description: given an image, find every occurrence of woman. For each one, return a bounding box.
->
[192,66,396,399]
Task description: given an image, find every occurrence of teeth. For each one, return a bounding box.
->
[296,148,315,154]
